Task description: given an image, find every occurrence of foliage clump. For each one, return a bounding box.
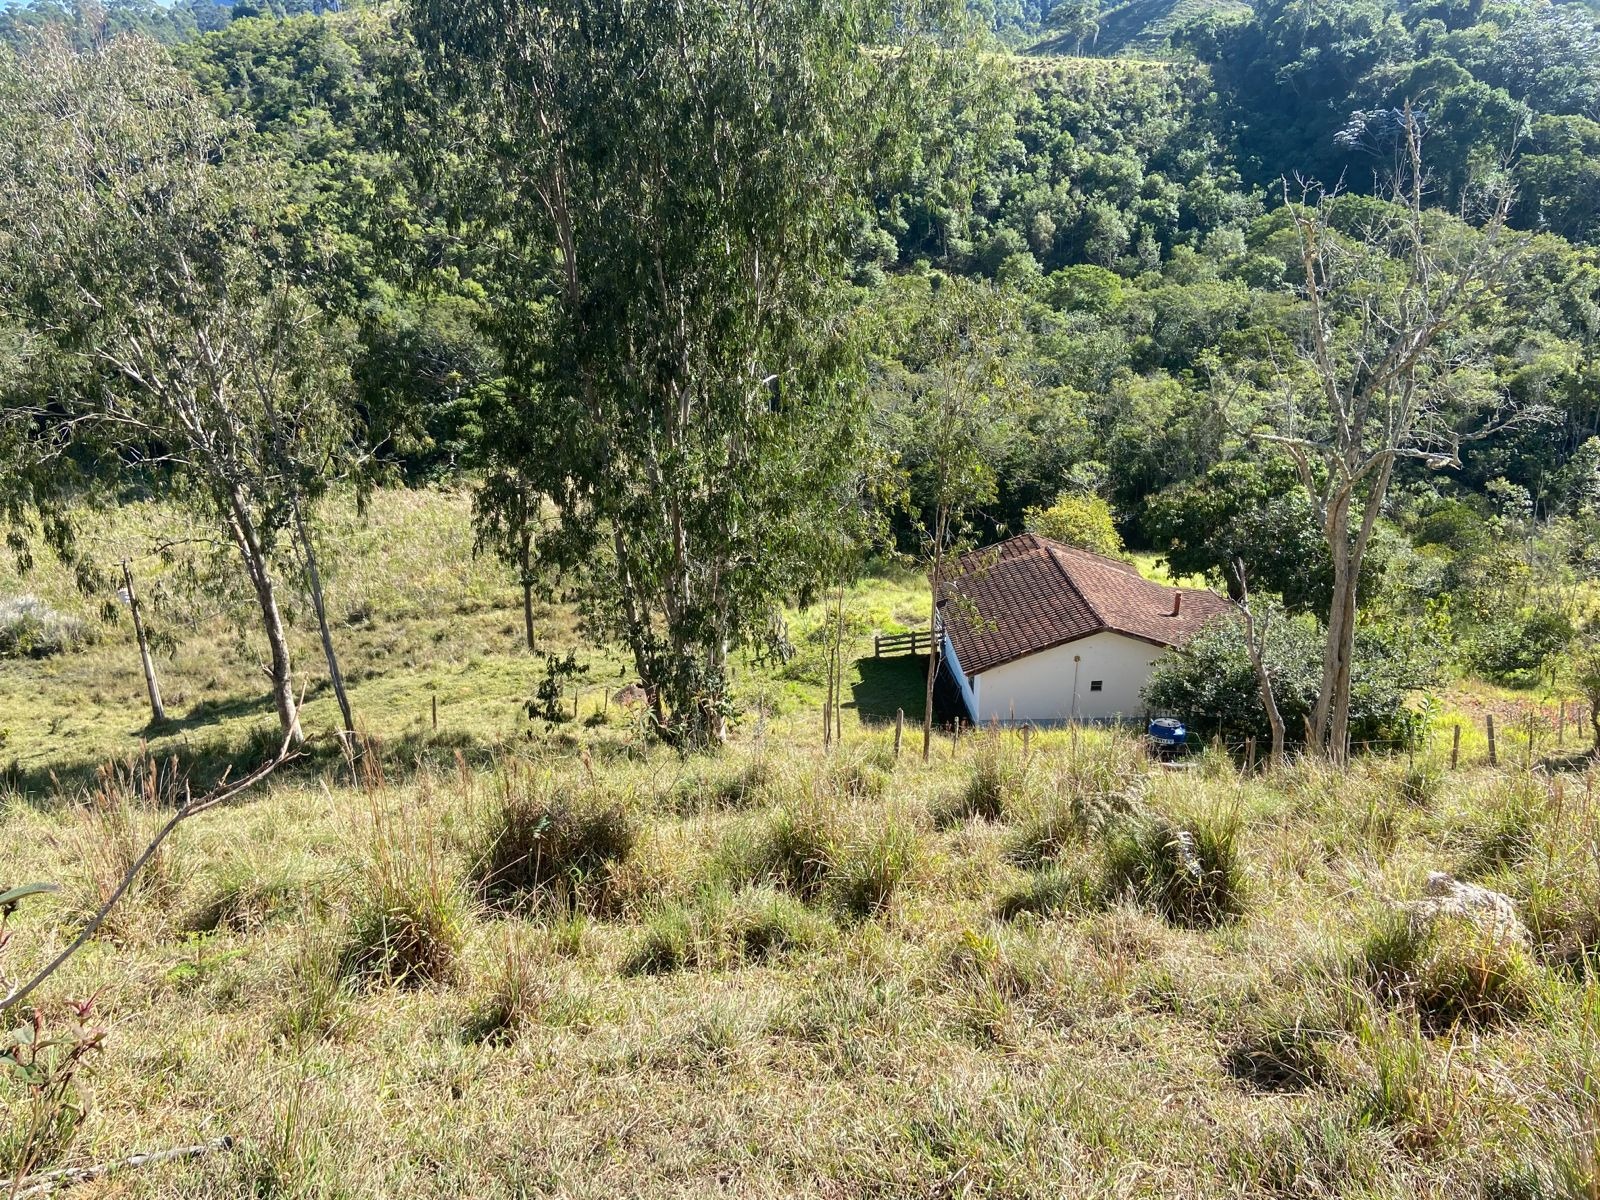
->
[1100,810,1246,929]
[938,741,1033,826]
[726,792,919,920]
[1023,492,1125,558]
[341,815,466,988]
[996,862,1098,921]
[0,595,89,660]
[1144,614,1433,751]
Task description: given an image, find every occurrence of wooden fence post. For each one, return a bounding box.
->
[1450,723,1461,770]
[432,694,438,732]
[1486,714,1497,767]
[1245,737,1256,774]
[894,709,904,758]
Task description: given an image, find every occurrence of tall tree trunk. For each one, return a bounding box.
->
[522,580,536,654]
[1233,560,1284,768]
[923,550,942,764]
[519,521,536,653]
[120,559,166,727]
[612,526,665,729]
[294,502,355,748]
[1311,491,1351,755]
[698,636,730,747]
[834,584,846,746]
[1314,457,1394,764]
[227,494,303,747]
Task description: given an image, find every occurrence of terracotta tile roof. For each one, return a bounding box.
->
[936,534,1235,677]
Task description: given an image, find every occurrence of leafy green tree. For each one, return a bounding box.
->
[1144,456,1333,612]
[1024,493,1124,557]
[0,32,357,746]
[1144,610,1434,750]
[471,381,552,655]
[402,0,965,745]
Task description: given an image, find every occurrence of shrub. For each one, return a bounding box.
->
[1356,909,1540,1030]
[1466,609,1574,684]
[472,768,637,908]
[1144,613,1434,751]
[1101,810,1246,928]
[0,595,89,660]
[342,815,466,988]
[1,1001,102,1178]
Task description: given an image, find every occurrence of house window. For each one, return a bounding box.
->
[1089,680,1103,692]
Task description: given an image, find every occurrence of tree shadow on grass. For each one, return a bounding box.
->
[1,713,501,811]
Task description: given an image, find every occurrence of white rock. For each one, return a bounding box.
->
[1399,871,1530,949]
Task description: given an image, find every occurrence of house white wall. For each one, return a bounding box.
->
[971,631,1165,724]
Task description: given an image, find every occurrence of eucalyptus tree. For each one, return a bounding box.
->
[877,275,1024,759]
[403,0,968,745]
[472,381,550,655]
[0,32,357,747]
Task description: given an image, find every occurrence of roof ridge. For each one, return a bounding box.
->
[1045,543,1106,629]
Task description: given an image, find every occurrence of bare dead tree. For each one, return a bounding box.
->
[1231,556,1286,768]
[1264,109,1530,762]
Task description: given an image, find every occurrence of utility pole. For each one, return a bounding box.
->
[120,559,166,726]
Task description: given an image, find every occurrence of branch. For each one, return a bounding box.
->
[0,729,300,1014]
[12,1137,236,1200]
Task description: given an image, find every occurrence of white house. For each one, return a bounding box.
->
[936,534,1233,725]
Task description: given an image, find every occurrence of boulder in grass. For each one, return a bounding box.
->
[613,682,651,709]
[1400,871,1530,950]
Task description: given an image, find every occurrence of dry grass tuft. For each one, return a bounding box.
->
[471,763,637,910]
[340,804,467,988]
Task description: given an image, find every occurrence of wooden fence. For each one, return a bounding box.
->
[873,629,933,657]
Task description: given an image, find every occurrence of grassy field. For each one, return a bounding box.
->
[4,490,1600,1198]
